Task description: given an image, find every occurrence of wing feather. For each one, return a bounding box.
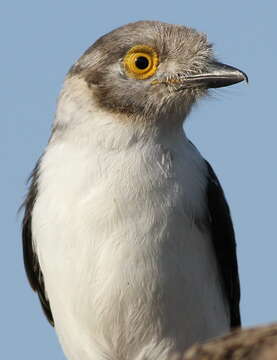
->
[22,161,54,326]
[206,160,241,328]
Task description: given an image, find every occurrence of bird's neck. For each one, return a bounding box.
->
[51,77,188,151]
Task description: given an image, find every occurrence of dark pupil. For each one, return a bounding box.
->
[135,56,149,70]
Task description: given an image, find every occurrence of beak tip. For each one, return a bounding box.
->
[239,70,249,84]
[176,62,248,89]
[208,63,249,88]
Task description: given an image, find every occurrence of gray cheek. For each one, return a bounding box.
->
[118,59,138,81]
[112,61,126,78]
[158,60,179,76]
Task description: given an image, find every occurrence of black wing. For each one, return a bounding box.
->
[21,161,54,326]
[206,160,241,328]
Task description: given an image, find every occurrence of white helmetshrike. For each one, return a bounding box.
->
[22,20,247,360]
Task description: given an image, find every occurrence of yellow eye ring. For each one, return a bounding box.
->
[123,45,159,80]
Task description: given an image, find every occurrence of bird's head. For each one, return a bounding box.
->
[67,21,247,125]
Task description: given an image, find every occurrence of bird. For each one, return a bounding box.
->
[22,20,247,360]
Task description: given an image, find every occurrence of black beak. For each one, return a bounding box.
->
[181,61,248,89]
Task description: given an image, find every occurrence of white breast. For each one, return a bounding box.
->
[32,83,229,360]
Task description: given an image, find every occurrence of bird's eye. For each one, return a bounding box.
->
[123,45,159,80]
[135,56,149,70]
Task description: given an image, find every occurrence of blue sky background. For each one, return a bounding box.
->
[2,1,276,359]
